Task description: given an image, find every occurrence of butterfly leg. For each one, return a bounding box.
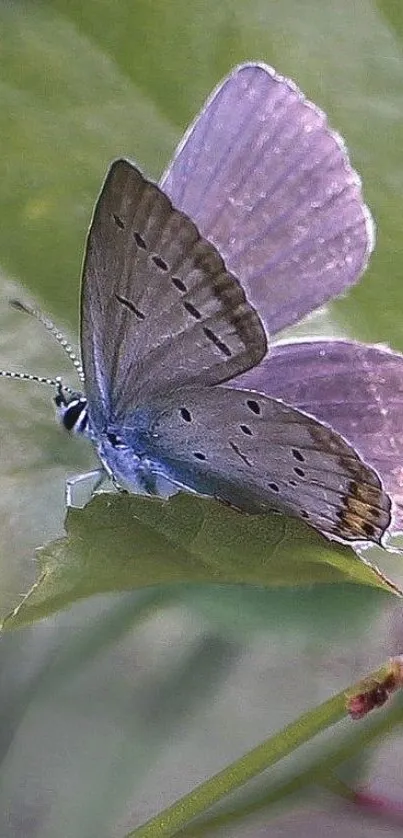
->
[65,468,105,507]
[110,474,129,495]
[141,461,199,498]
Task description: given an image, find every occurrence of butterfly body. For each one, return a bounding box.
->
[95,412,181,498]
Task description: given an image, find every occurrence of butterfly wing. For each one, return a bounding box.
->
[238,339,403,534]
[121,385,391,544]
[80,159,266,432]
[161,63,373,337]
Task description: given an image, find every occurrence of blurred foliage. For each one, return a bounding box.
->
[1,1,403,837]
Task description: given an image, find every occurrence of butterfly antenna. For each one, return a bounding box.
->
[0,370,74,395]
[9,298,85,384]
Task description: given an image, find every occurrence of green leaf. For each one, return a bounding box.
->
[3,493,399,630]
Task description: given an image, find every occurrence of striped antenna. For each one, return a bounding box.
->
[0,370,74,395]
[9,299,85,384]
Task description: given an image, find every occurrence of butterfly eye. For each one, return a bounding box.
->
[59,397,88,433]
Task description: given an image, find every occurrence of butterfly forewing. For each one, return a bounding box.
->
[135,386,391,544]
[80,159,267,430]
[161,63,373,337]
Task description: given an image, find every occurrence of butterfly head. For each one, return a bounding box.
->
[4,299,89,436]
[54,382,89,436]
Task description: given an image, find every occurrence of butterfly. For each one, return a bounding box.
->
[4,63,392,545]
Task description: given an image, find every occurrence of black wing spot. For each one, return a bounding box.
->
[134,231,147,249]
[203,327,231,357]
[152,255,168,271]
[113,213,125,229]
[172,277,187,293]
[240,424,252,436]
[294,467,305,478]
[229,440,252,467]
[246,399,261,415]
[268,482,280,493]
[193,451,206,461]
[180,407,192,422]
[301,510,309,519]
[184,301,202,320]
[292,448,305,462]
[115,293,145,320]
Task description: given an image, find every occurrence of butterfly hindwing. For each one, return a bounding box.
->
[120,385,391,544]
[238,340,403,534]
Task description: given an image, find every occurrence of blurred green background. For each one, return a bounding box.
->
[1,1,403,836]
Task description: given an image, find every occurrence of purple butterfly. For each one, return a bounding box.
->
[4,63,402,544]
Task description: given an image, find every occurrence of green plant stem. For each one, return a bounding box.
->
[180,695,403,837]
[127,662,393,838]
